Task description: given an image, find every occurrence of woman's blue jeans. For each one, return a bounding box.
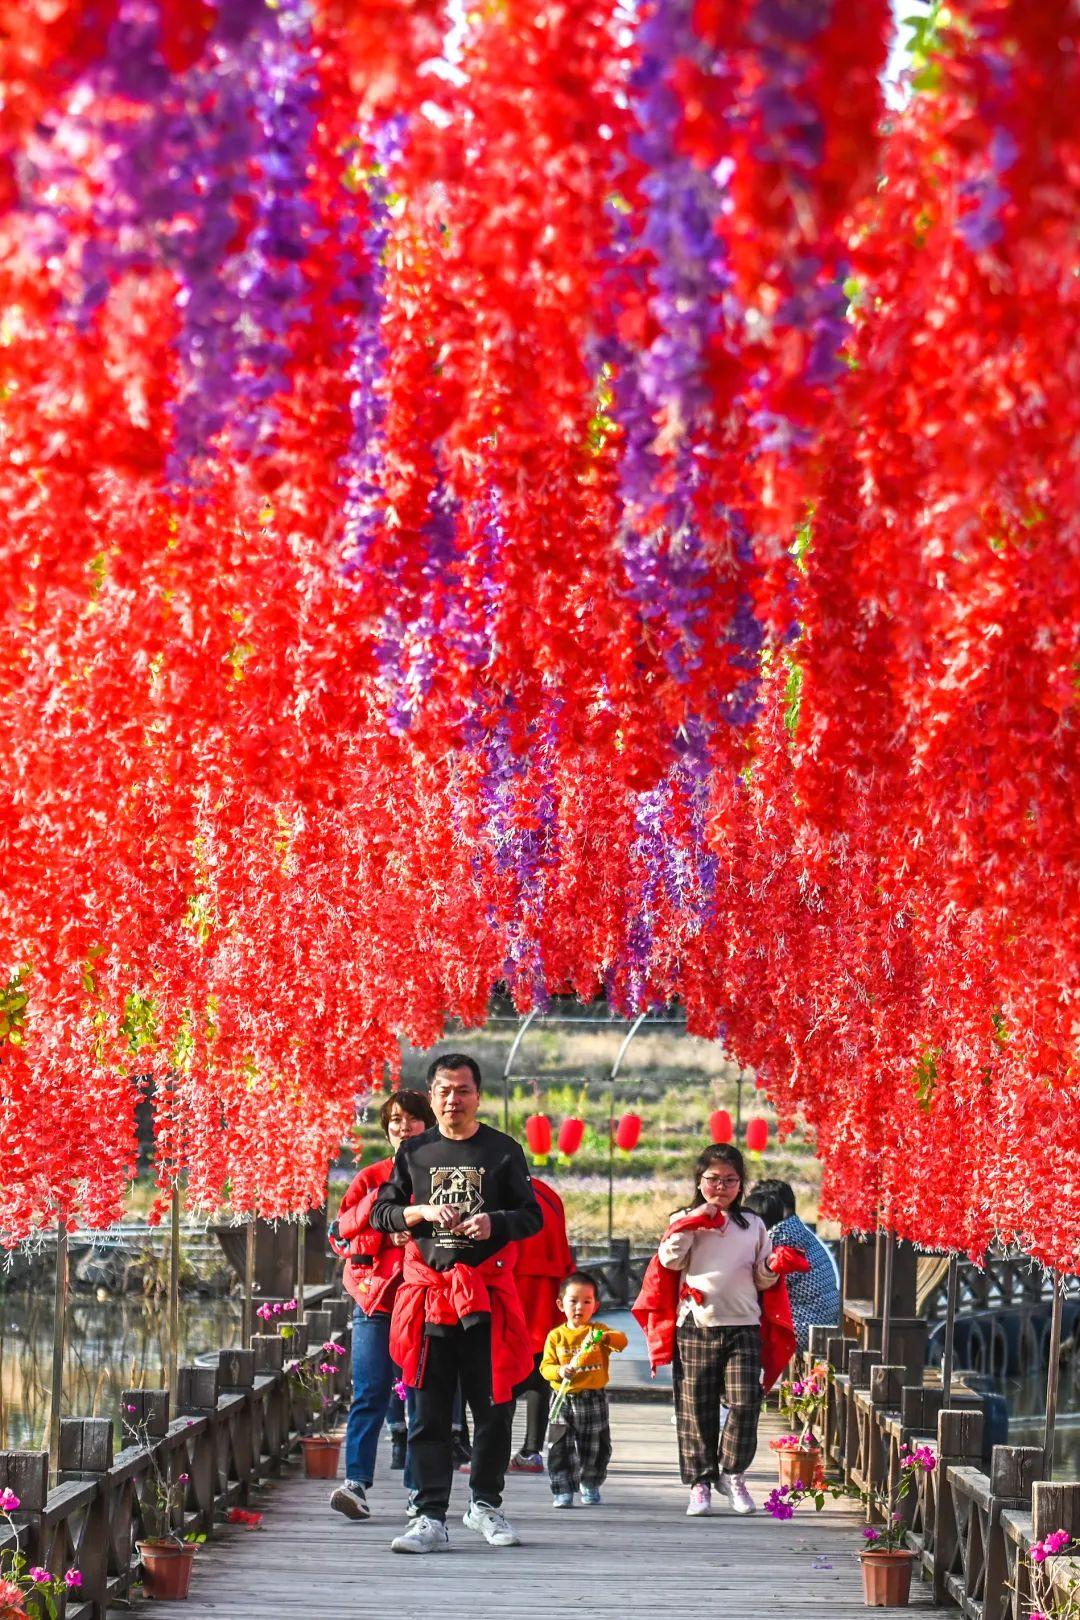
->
[345,1305,414,1490]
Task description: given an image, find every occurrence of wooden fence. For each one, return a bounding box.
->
[0,1294,352,1620]
[813,1323,1080,1620]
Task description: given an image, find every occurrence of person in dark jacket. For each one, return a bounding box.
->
[371,1053,542,1556]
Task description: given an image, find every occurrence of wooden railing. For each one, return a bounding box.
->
[0,1293,352,1620]
[574,1239,650,1308]
[919,1253,1055,1321]
[809,1322,1080,1620]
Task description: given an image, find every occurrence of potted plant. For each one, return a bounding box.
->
[287,1341,346,1478]
[124,1409,204,1601]
[771,1362,831,1488]
[1022,1528,1080,1619]
[0,1487,83,1618]
[766,1443,936,1606]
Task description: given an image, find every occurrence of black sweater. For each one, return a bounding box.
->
[370,1122,542,1272]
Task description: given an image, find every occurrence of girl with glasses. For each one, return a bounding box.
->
[657,1143,779,1519]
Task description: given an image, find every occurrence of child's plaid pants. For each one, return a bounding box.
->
[547,1389,612,1495]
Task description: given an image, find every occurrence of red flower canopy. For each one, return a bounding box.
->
[0,0,1077,1269]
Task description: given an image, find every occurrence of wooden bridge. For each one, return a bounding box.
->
[3,1263,1080,1619]
[137,1402,954,1620]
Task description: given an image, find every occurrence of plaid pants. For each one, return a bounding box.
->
[547,1390,612,1495]
[673,1318,762,1483]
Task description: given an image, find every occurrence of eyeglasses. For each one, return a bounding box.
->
[701,1175,741,1189]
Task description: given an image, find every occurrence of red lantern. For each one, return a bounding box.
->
[525,1113,552,1159]
[709,1109,733,1144]
[557,1116,585,1157]
[614,1111,642,1152]
[746,1117,769,1154]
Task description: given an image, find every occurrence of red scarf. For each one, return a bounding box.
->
[390,1246,534,1404]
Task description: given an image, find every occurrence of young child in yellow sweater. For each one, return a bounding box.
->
[540,1270,628,1508]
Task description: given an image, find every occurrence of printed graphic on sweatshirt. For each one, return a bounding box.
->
[429,1166,485,1243]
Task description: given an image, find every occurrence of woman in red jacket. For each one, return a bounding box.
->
[329,1088,435,1522]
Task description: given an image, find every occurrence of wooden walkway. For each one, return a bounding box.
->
[139,1407,956,1619]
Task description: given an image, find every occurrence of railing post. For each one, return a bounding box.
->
[58,1418,113,1617]
[808,1324,832,1363]
[1031,1479,1080,1543]
[252,1334,288,1471]
[121,1388,170,1446]
[848,1348,881,1491]
[177,1366,220,1537]
[58,1416,113,1480]
[983,1446,1044,1620]
[326,1297,352,1333]
[304,1308,334,1345]
[1031,1480,1080,1617]
[218,1350,256,1391]
[933,1409,985,1602]
[218,1351,256,1506]
[868,1365,905,1502]
[119,1390,168,1607]
[0,1450,48,1563]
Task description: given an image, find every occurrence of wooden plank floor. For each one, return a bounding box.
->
[138,1407,955,1619]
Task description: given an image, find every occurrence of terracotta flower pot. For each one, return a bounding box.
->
[776,1444,822,1489]
[137,1539,197,1601]
[299,1436,342,1479]
[859,1548,917,1607]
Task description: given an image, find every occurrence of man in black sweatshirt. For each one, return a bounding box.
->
[371,1052,541,1554]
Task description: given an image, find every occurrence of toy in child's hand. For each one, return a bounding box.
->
[548,1327,606,1425]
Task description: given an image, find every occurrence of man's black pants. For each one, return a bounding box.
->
[411,1321,513,1520]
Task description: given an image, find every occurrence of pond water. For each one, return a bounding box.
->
[0,1289,242,1451]
[982,1362,1080,1481]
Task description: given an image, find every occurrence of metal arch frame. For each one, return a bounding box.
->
[607,1012,648,1246]
[500,1005,657,1247]
[501,1007,540,1131]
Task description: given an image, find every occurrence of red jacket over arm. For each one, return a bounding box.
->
[335,1158,404,1316]
[390,1247,534,1403]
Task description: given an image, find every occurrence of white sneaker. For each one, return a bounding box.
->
[719,1471,756,1514]
[390,1515,450,1554]
[687,1482,712,1516]
[462,1499,520,1547]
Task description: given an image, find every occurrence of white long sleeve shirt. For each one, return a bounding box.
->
[658,1209,776,1327]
